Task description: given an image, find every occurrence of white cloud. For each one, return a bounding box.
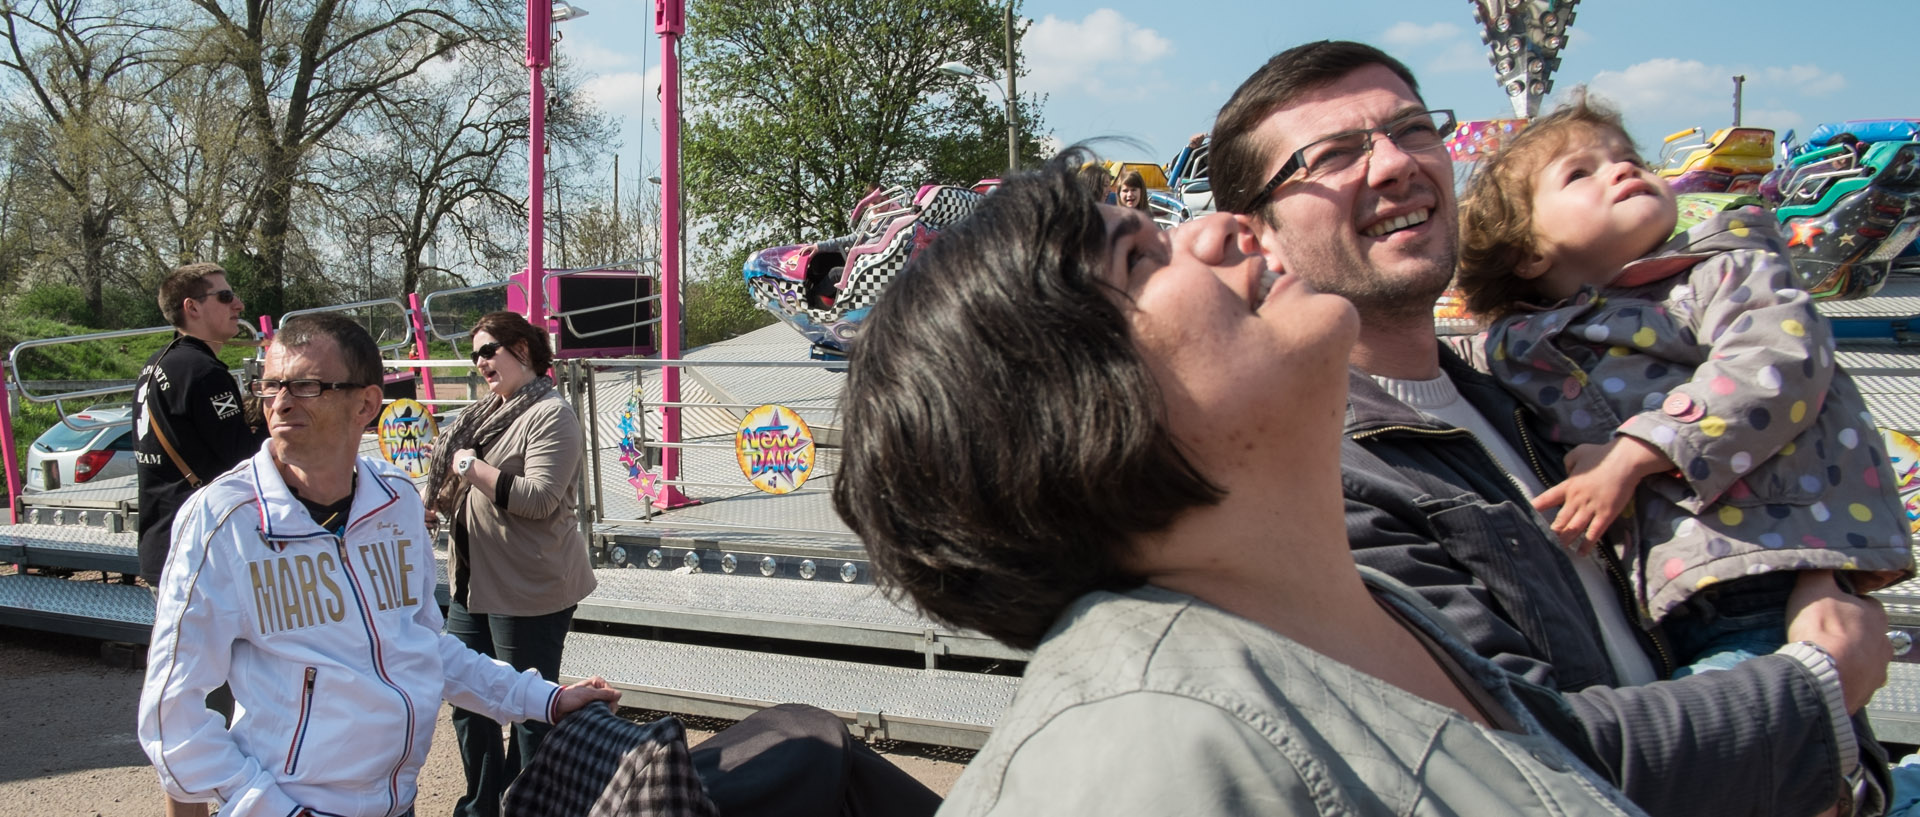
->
[1760,64,1845,97]
[581,65,662,143]
[1588,57,1842,121]
[1023,9,1173,102]
[1382,21,1461,47]
[1425,41,1487,75]
[565,39,641,75]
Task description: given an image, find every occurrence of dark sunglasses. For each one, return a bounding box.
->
[195,289,237,305]
[470,341,504,363]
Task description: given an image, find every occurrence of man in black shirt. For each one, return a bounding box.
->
[132,262,261,817]
[135,263,261,583]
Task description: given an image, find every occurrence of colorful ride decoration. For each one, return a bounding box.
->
[1672,193,1767,235]
[734,404,814,495]
[744,184,986,354]
[1763,123,1920,301]
[1446,118,1529,192]
[616,386,665,506]
[1658,127,1775,195]
[1470,0,1576,118]
[375,398,437,478]
[1880,428,1920,533]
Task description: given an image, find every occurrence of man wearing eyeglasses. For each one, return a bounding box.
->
[133,262,267,817]
[1209,41,1891,817]
[139,313,618,817]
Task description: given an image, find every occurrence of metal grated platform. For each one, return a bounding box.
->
[576,568,1024,665]
[1820,279,1920,320]
[560,630,1018,749]
[0,523,139,573]
[1870,662,1920,744]
[0,573,154,643]
[21,474,137,510]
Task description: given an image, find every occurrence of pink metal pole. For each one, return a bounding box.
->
[0,360,19,524]
[656,0,689,507]
[407,293,438,414]
[525,0,550,331]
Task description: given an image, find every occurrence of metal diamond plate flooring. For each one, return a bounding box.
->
[560,630,1016,748]
[1870,662,1920,744]
[1820,279,1920,319]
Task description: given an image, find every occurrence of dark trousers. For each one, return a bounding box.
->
[446,601,576,817]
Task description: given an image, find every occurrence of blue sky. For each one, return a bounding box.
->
[561,0,1914,195]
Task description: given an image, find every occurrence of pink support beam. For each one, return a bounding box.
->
[656,0,690,507]
[407,293,438,413]
[525,0,551,332]
[0,359,18,523]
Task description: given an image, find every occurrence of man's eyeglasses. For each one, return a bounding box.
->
[249,379,369,398]
[470,341,504,363]
[1254,109,1456,205]
[194,289,238,305]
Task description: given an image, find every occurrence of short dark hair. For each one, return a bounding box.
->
[1211,41,1422,216]
[157,262,227,328]
[469,311,552,378]
[1456,91,1630,321]
[274,313,383,387]
[831,149,1224,651]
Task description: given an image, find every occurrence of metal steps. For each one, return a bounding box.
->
[578,567,1027,668]
[0,573,153,643]
[560,630,1016,750]
[0,523,138,573]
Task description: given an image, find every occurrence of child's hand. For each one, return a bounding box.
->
[1531,436,1673,555]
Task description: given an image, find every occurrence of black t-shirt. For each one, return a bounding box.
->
[296,489,354,538]
[134,335,268,582]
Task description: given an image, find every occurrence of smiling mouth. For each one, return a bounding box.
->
[1362,209,1431,238]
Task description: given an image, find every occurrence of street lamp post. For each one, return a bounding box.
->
[939,6,1020,175]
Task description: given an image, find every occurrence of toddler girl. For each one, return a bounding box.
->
[1455,94,1911,677]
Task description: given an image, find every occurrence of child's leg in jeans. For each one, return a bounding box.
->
[1664,573,1795,679]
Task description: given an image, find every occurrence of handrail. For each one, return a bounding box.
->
[420,280,524,341]
[279,298,415,353]
[541,258,666,341]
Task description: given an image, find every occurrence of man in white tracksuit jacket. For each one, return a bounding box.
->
[138,313,618,817]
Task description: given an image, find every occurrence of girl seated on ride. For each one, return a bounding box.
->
[1454,93,1911,678]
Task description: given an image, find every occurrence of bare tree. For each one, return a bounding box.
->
[0,0,162,324]
[177,0,515,314]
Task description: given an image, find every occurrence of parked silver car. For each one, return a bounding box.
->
[24,403,136,492]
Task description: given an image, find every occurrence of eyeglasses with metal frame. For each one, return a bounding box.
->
[248,379,370,398]
[1253,109,1456,205]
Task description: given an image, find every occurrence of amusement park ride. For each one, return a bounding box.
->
[1,0,1919,752]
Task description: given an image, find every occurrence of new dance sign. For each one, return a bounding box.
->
[735,404,815,495]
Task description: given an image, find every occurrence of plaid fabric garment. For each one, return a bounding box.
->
[502,705,720,817]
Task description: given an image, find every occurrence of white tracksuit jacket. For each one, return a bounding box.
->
[138,445,562,817]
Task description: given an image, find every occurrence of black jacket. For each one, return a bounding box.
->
[1342,348,1876,817]
[134,335,263,582]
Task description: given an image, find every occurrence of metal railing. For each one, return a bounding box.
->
[279,298,416,354]
[542,260,665,341]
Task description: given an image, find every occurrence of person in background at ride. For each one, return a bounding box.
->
[424,310,597,817]
[1117,169,1151,213]
[835,151,1652,816]
[1078,161,1113,203]
[1206,39,1892,816]
[133,261,266,817]
[1452,93,1911,679]
[139,313,618,817]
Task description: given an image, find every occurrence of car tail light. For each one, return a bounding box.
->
[74,450,114,483]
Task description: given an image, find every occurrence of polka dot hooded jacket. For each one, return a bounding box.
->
[1475,209,1913,620]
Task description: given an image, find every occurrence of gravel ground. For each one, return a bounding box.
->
[0,624,968,817]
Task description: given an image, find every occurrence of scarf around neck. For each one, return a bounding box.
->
[427,375,556,516]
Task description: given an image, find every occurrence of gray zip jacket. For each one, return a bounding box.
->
[941,569,1649,817]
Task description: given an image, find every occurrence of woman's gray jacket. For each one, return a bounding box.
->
[942,569,1649,816]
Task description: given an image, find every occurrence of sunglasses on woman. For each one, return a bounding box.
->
[470,341,504,363]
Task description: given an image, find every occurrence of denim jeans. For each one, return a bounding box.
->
[1664,572,1794,680]
[444,601,577,817]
